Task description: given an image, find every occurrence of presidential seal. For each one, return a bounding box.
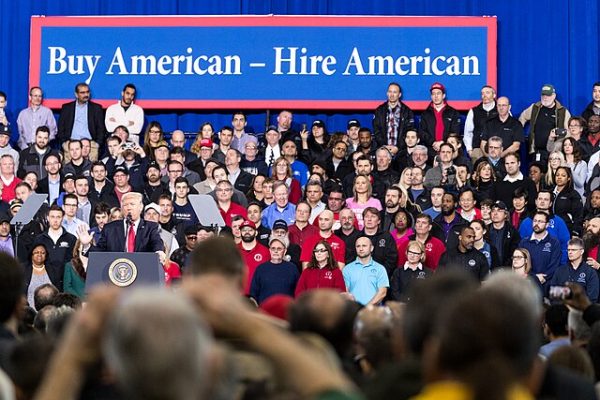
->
[108,258,138,287]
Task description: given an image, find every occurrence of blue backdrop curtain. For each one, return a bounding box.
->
[0,0,598,139]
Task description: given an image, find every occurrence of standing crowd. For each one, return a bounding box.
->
[0,79,600,398]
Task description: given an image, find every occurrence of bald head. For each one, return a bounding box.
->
[170,130,186,148]
[318,210,335,232]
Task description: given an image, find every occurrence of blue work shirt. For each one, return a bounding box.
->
[343,257,389,305]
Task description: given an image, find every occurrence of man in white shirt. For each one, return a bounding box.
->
[105,84,144,144]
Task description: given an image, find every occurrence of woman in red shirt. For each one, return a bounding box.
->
[295,240,346,296]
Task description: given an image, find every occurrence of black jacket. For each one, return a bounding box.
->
[231,169,254,194]
[362,229,399,277]
[488,222,521,267]
[438,246,490,282]
[553,187,584,237]
[418,103,461,146]
[88,180,120,209]
[373,101,415,148]
[33,230,77,290]
[17,146,58,180]
[57,100,106,147]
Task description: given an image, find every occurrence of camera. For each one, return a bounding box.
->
[446,166,456,176]
[555,128,568,138]
[549,285,572,300]
[122,141,135,151]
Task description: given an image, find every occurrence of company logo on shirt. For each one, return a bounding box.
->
[59,241,69,247]
[417,271,426,279]
[468,259,476,267]
[426,243,433,251]
[543,243,552,252]
[254,254,263,262]
[325,271,333,280]
[378,239,386,247]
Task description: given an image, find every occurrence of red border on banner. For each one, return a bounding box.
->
[29,15,497,111]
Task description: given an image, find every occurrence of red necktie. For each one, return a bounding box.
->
[127,224,136,252]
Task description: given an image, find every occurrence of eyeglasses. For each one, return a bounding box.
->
[407,250,422,256]
[149,129,162,134]
[314,248,327,253]
[270,247,285,252]
[186,236,197,240]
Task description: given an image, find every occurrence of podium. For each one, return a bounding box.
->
[85,252,164,293]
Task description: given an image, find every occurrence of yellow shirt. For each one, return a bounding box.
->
[411,381,533,400]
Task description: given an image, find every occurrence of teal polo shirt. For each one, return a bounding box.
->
[343,258,389,305]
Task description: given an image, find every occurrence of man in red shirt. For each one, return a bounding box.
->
[585,217,600,270]
[288,201,318,247]
[215,179,246,227]
[237,219,270,295]
[301,210,346,269]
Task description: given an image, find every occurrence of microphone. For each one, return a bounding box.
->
[126,213,134,226]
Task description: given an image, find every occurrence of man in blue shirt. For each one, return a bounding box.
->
[343,236,389,305]
[519,211,562,288]
[262,182,296,229]
[549,237,599,302]
[519,190,570,263]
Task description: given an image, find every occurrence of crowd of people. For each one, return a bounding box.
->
[1,79,600,398]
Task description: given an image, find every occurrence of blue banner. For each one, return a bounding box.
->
[30,16,497,110]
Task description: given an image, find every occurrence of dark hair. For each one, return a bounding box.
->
[35,126,50,135]
[533,210,550,223]
[91,161,106,171]
[306,240,337,270]
[68,139,82,149]
[415,213,432,225]
[537,189,555,202]
[123,83,137,92]
[42,152,60,166]
[52,293,82,310]
[544,304,569,337]
[435,290,539,400]
[187,237,245,287]
[93,202,111,217]
[562,137,583,164]
[15,182,31,192]
[170,146,186,158]
[554,166,575,191]
[0,91,6,100]
[512,187,529,200]
[32,282,57,312]
[362,206,380,219]
[289,291,362,359]
[0,253,24,322]
[388,82,402,92]
[404,271,478,355]
[504,151,520,162]
[63,193,78,205]
[48,204,64,216]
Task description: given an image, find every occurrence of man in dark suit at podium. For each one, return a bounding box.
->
[80,192,165,261]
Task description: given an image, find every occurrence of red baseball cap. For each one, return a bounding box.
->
[199,138,213,148]
[430,82,446,93]
[240,219,256,230]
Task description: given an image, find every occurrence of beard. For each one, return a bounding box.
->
[241,234,255,243]
[584,231,600,252]
[441,208,454,216]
